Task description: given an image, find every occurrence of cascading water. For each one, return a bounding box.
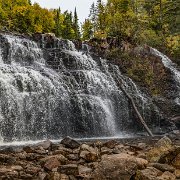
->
[151,48,180,105]
[0,33,170,142]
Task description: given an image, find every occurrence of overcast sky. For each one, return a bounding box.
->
[31,0,107,24]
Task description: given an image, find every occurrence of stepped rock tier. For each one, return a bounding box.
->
[0,33,179,142]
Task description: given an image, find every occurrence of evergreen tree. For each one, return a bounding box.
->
[73,7,80,39]
[82,19,93,40]
[54,7,62,37]
[62,11,75,39]
[89,2,98,33]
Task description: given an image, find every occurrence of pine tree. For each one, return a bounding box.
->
[73,7,80,39]
[54,8,62,37]
[89,2,97,33]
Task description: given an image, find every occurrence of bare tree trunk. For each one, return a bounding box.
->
[117,80,154,137]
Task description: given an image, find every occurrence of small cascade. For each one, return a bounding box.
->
[151,48,180,105]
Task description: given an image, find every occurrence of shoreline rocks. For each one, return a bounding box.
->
[0,136,179,179]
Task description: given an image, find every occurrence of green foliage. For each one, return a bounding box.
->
[82,19,93,40]
[83,0,179,62]
[107,48,167,95]
[0,0,80,39]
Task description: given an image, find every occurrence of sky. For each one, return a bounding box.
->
[31,0,107,24]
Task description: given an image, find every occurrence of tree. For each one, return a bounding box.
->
[89,2,98,33]
[82,19,93,40]
[73,7,80,39]
[62,11,75,39]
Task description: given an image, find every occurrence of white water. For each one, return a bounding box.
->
[0,34,169,143]
[151,48,180,105]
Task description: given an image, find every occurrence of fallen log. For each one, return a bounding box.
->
[117,80,154,137]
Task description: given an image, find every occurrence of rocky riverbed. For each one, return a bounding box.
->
[0,133,179,180]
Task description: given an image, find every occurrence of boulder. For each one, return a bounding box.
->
[67,154,79,161]
[11,165,23,171]
[100,147,113,155]
[25,165,41,175]
[85,152,99,162]
[0,154,16,165]
[44,157,61,171]
[103,140,118,149]
[148,163,175,173]
[171,151,180,169]
[61,137,80,149]
[81,144,97,154]
[78,165,92,178]
[135,167,163,180]
[158,146,180,164]
[48,172,62,180]
[40,155,67,166]
[156,136,172,148]
[23,146,35,153]
[146,136,174,162]
[157,171,176,180]
[175,169,180,178]
[91,153,148,180]
[35,140,52,150]
[58,164,78,176]
[38,172,47,180]
[79,150,89,159]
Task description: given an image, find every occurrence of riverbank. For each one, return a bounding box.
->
[0,134,179,179]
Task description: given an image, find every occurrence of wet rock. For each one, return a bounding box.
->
[91,153,147,180]
[49,172,62,180]
[40,155,67,166]
[0,167,12,175]
[19,171,33,178]
[61,137,80,149]
[158,146,180,164]
[44,157,61,171]
[135,167,163,180]
[84,152,99,162]
[156,136,172,148]
[19,171,33,179]
[158,171,176,180]
[103,140,118,149]
[0,147,22,154]
[53,146,73,156]
[80,150,89,159]
[172,151,180,169]
[81,144,97,154]
[175,169,180,178]
[61,173,70,180]
[6,170,19,178]
[0,154,16,165]
[11,165,23,171]
[69,175,77,180]
[35,139,52,150]
[23,146,35,153]
[137,143,147,149]
[58,164,78,175]
[78,165,92,178]
[38,172,47,180]
[67,154,79,161]
[25,165,41,175]
[100,147,113,155]
[147,136,174,162]
[148,163,175,173]
[137,153,147,159]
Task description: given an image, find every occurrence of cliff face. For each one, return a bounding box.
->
[0,32,179,142]
[104,46,180,118]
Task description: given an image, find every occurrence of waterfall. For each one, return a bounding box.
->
[0,34,169,142]
[151,48,180,105]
